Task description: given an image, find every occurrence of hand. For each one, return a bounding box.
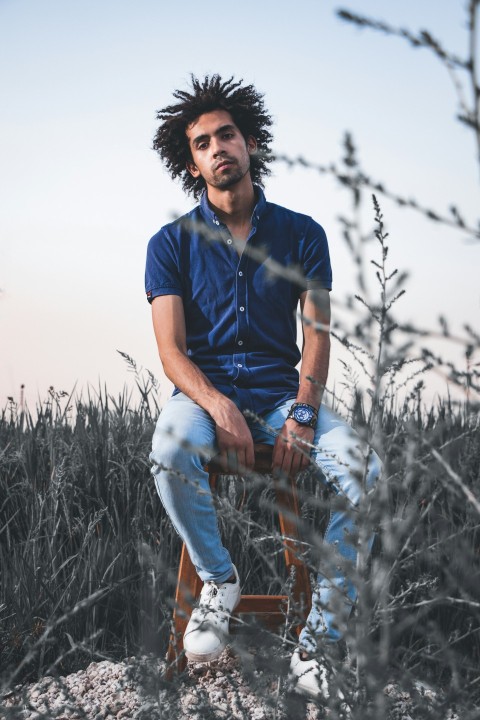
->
[213,400,254,472]
[272,419,314,478]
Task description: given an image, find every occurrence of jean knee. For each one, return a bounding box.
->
[149,431,195,475]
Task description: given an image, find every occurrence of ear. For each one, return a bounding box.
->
[247,135,257,155]
[186,160,200,178]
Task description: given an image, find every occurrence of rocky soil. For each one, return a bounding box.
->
[1,649,461,720]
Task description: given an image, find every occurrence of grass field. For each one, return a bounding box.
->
[1,373,479,717]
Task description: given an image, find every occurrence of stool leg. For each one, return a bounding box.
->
[166,542,202,676]
[274,476,311,631]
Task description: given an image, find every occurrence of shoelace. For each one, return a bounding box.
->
[199,582,219,607]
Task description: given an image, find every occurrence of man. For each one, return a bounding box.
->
[145,75,381,699]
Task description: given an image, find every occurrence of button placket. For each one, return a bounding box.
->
[231,217,259,381]
[233,253,248,380]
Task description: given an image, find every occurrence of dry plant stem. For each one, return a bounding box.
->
[337,2,480,181]
[276,2,480,237]
[468,0,480,174]
[429,446,480,515]
[275,151,480,241]
[354,197,393,702]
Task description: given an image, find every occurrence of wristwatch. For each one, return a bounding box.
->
[287,402,318,429]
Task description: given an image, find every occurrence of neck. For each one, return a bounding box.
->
[206,175,256,227]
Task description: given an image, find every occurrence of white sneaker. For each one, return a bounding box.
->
[183,565,241,663]
[289,648,330,699]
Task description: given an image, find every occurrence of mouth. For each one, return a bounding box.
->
[215,160,235,171]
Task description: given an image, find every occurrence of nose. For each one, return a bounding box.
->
[211,137,226,157]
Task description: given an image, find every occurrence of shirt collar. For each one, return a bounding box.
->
[199,184,267,227]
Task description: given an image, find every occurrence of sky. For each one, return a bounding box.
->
[0,0,479,411]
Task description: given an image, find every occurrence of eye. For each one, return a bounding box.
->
[198,141,208,150]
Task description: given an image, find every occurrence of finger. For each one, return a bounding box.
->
[291,438,307,469]
[300,438,313,468]
[289,449,302,478]
[272,436,282,471]
[245,442,255,470]
[237,447,247,474]
[220,448,228,470]
[280,448,293,479]
[273,449,286,479]
[226,448,238,473]
[300,450,311,470]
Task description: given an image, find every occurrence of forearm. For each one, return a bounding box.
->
[152,295,253,467]
[161,348,234,421]
[296,288,331,411]
[273,330,329,476]
[296,332,330,410]
[152,295,235,422]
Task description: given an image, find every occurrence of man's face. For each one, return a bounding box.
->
[185,109,257,191]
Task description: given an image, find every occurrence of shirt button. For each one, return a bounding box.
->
[238,271,243,277]
[227,238,232,245]
[237,363,243,368]
[214,220,219,225]
[239,306,245,312]
[238,340,243,346]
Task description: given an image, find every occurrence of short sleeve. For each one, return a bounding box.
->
[145,227,183,304]
[301,218,332,291]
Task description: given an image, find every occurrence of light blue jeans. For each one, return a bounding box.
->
[150,392,381,652]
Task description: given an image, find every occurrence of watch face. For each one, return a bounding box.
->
[294,406,314,423]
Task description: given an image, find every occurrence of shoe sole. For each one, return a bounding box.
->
[292,682,321,700]
[185,643,227,663]
[290,678,349,709]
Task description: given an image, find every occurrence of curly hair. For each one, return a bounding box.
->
[153,75,274,198]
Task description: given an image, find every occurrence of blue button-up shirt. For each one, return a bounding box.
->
[145,187,332,416]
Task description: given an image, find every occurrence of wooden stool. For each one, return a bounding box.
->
[166,443,311,673]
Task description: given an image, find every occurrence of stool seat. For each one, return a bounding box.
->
[166,443,311,673]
